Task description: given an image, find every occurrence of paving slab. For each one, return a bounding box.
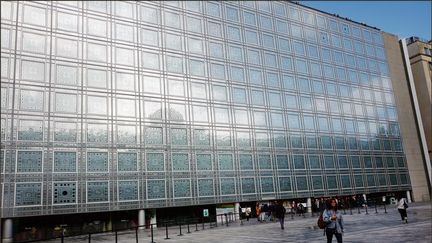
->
[46,203,431,243]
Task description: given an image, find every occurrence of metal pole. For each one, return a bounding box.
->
[187,222,191,234]
[165,223,170,240]
[135,227,138,243]
[178,222,183,236]
[61,233,64,243]
[115,231,118,243]
[151,224,155,243]
[195,221,199,232]
[384,203,387,213]
[365,204,369,215]
[88,233,91,243]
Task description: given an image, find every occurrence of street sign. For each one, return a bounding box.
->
[203,209,209,217]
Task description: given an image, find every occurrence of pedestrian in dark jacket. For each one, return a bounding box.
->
[274,202,286,229]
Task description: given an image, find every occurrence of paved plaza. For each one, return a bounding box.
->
[47,202,431,243]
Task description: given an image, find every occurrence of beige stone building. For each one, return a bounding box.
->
[396,36,432,201]
[406,37,432,162]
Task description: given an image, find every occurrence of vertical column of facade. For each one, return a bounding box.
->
[2,218,13,243]
[383,33,430,201]
[138,209,145,229]
[235,202,240,220]
[306,197,312,213]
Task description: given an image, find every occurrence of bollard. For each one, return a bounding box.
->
[165,223,170,240]
[350,206,353,215]
[202,220,205,230]
[187,222,191,233]
[115,231,118,243]
[61,233,64,243]
[150,224,156,243]
[178,222,183,236]
[375,200,378,214]
[135,227,138,243]
[195,221,199,232]
[215,215,218,227]
[225,214,229,227]
[357,205,361,214]
[88,233,91,243]
[365,205,369,215]
[240,215,243,225]
[384,203,387,214]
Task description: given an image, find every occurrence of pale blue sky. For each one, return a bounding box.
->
[301,1,431,40]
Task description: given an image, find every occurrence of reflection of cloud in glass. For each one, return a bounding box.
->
[167,107,184,121]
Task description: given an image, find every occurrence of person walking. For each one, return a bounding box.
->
[298,202,305,217]
[323,198,344,243]
[274,201,286,229]
[256,203,261,222]
[397,196,409,223]
[245,207,251,221]
[262,204,270,223]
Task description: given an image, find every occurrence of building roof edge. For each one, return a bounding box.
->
[290,1,382,32]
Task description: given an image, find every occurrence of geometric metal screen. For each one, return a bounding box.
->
[118,180,139,201]
[117,152,137,172]
[0,1,412,218]
[16,151,43,173]
[241,178,256,194]
[15,183,42,206]
[54,152,76,172]
[173,179,191,198]
[147,180,166,200]
[87,181,109,203]
[198,179,214,197]
[87,152,108,172]
[53,182,76,204]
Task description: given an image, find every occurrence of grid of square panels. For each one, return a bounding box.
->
[0,1,410,214]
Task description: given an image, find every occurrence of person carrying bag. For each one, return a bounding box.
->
[397,197,409,223]
[323,198,344,243]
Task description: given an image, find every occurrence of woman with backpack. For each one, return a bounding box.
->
[323,198,344,243]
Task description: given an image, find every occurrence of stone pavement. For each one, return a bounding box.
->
[48,202,431,243]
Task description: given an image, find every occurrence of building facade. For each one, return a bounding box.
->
[1,1,428,241]
[406,37,432,163]
[400,37,432,201]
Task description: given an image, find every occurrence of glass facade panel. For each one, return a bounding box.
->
[1,1,410,218]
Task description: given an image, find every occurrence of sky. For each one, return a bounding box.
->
[301,1,432,40]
